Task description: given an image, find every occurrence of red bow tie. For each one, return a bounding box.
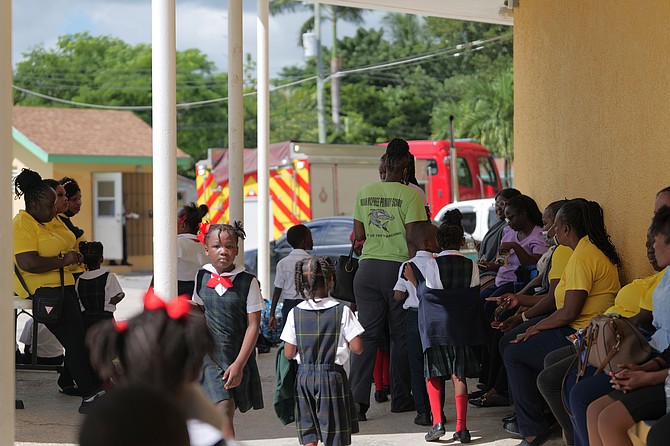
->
[144,287,192,320]
[207,273,233,289]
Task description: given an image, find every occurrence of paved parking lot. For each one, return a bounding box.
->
[15,273,563,446]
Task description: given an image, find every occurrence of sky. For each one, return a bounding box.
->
[12,0,384,77]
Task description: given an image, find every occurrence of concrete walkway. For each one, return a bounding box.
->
[15,274,564,446]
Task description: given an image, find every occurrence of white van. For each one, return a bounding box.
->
[433,198,497,243]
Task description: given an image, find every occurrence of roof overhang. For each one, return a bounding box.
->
[307,0,514,26]
[12,127,190,166]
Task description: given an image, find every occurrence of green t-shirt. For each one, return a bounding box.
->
[353,181,427,262]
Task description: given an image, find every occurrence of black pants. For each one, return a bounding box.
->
[349,259,414,412]
[536,344,577,445]
[281,299,300,327]
[405,309,430,416]
[45,288,99,397]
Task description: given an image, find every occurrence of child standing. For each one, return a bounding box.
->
[403,211,485,443]
[281,257,365,446]
[393,221,442,427]
[177,202,209,297]
[76,241,125,331]
[193,222,264,439]
[269,224,314,332]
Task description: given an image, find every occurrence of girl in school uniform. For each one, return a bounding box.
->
[403,211,485,443]
[281,257,365,446]
[76,241,125,331]
[192,222,264,439]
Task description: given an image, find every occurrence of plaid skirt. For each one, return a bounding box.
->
[201,350,264,413]
[296,364,359,446]
[423,345,481,379]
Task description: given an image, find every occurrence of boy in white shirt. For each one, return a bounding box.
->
[269,224,313,332]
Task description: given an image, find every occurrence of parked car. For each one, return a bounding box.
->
[433,198,496,243]
[244,216,354,284]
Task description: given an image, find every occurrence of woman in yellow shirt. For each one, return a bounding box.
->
[13,169,102,413]
[502,199,621,446]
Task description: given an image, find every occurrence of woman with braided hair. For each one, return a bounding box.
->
[13,168,103,413]
[281,257,364,446]
[193,222,264,439]
[350,138,428,421]
[502,198,621,446]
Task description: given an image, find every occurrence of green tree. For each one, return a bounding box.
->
[12,32,261,176]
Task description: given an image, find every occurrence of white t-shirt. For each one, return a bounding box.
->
[76,268,124,313]
[19,319,64,358]
[393,250,436,309]
[274,249,312,302]
[399,250,480,293]
[178,233,208,282]
[192,264,264,313]
[408,182,429,206]
[280,297,364,365]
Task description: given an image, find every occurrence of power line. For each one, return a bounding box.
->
[12,33,511,110]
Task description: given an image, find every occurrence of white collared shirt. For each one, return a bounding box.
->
[393,250,436,309]
[177,233,208,281]
[394,250,479,308]
[280,296,364,365]
[274,249,312,301]
[192,264,264,313]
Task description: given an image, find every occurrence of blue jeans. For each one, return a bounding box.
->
[564,367,612,446]
[503,325,574,436]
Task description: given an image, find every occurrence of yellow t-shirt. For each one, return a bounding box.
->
[14,210,75,299]
[554,236,621,329]
[53,213,86,275]
[638,269,665,311]
[604,279,645,318]
[548,244,573,281]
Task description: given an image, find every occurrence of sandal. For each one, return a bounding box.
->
[468,393,510,407]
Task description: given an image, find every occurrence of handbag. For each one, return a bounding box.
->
[15,264,65,324]
[577,313,652,378]
[332,240,358,303]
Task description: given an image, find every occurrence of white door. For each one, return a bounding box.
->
[93,173,123,260]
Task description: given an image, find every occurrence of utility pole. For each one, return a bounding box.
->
[330,14,341,129]
[314,3,326,143]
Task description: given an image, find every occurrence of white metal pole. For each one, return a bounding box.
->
[315,3,326,144]
[257,0,271,291]
[228,0,245,258]
[151,0,178,299]
[0,0,15,439]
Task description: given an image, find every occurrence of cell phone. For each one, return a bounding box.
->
[515,333,526,338]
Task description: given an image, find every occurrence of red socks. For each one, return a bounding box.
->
[455,394,468,432]
[373,349,390,391]
[426,377,444,424]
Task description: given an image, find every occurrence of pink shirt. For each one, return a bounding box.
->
[495,225,549,286]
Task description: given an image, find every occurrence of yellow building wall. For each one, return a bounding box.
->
[12,141,155,269]
[514,0,670,282]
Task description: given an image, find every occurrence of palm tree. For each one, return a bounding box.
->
[432,68,514,184]
[269,1,366,129]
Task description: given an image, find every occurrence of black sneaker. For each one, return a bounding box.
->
[357,403,369,421]
[414,412,432,426]
[425,422,446,442]
[453,429,471,443]
[78,391,105,414]
[374,390,389,403]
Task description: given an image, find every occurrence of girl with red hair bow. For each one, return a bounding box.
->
[192,222,264,439]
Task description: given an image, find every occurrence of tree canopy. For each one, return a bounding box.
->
[12,14,514,178]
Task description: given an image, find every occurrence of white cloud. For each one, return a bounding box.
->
[12,0,384,76]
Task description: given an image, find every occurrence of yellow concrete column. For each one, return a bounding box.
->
[514,0,670,280]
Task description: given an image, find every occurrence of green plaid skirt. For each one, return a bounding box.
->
[423,345,481,379]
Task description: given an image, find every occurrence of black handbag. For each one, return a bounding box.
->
[332,241,358,303]
[15,264,65,324]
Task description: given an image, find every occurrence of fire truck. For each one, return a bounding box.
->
[195,140,502,246]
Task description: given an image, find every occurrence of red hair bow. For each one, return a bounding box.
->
[197,222,211,246]
[144,287,192,320]
[207,273,233,289]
